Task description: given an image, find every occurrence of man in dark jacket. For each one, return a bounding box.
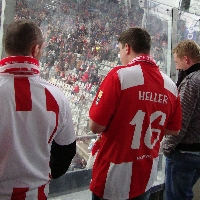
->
[162,39,200,200]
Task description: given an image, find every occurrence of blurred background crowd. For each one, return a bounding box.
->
[1,0,200,169]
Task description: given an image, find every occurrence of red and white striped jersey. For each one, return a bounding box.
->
[0,56,76,200]
[89,55,182,199]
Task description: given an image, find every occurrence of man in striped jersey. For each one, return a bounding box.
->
[89,27,182,200]
[0,19,76,199]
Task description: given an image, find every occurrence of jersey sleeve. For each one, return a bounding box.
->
[54,100,76,146]
[165,95,182,131]
[89,69,121,126]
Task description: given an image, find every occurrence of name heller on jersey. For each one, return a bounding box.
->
[139,91,168,104]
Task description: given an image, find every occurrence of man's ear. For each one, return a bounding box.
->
[31,44,40,58]
[125,43,130,55]
[183,56,189,64]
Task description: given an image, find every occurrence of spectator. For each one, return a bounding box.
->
[81,70,89,84]
[90,82,98,96]
[79,158,87,169]
[71,83,80,94]
[0,19,76,199]
[89,27,182,200]
[162,40,200,200]
[85,81,92,91]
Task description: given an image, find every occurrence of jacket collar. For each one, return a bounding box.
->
[185,63,200,76]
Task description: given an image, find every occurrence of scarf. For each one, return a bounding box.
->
[128,54,157,66]
[0,56,40,75]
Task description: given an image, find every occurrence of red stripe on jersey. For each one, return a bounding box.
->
[0,56,39,66]
[45,88,59,143]
[38,184,47,200]
[11,187,29,200]
[14,77,32,111]
[129,159,153,197]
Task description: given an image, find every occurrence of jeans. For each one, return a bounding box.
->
[92,189,151,200]
[165,149,200,200]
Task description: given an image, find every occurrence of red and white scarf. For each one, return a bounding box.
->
[128,54,157,66]
[0,56,40,75]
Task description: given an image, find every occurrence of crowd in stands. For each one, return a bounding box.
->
[6,0,183,137]
[0,0,194,139]
[2,1,199,85]
[1,0,198,171]
[12,0,136,135]
[15,1,175,80]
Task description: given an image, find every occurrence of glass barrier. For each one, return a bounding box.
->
[1,0,197,198]
[0,1,1,27]
[145,1,173,76]
[177,9,200,44]
[12,0,174,198]
[0,0,2,25]
[187,0,200,16]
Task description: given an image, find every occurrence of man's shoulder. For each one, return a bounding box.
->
[38,79,68,101]
[183,70,200,89]
[109,65,125,73]
[190,70,200,83]
[109,64,141,75]
[103,65,126,80]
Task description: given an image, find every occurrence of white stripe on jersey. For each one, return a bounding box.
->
[145,156,159,192]
[103,162,133,199]
[117,65,144,90]
[160,71,178,97]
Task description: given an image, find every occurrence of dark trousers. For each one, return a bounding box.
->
[92,189,151,200]
[165,149,200,200]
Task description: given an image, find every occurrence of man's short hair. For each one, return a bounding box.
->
[173,40,200,62]
[4,19,44,56]
[117,27,151,54]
